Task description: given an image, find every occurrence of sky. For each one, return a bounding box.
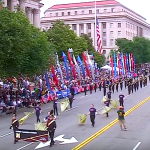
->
[41,0,150,24]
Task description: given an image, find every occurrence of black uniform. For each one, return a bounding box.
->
[136,79,139,90]
[53,99,58,116]
[140,78,143,88]
[116,82,119,92]
[10,118,19,144]
[107,91,111,100]
[120,81,123,91]
[134,81,136,92]
[112,83,115,93]
[128,82,131,95]
[84,85,87,95]
[47,119,57,147]
[90,84,93,94]
[94,83,97,92]
[131,82,134,93]
[99,82,101,91]
[89,107,96,127]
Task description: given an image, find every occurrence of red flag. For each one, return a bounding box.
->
[82,53,90,77]
[130,53,134,73]
[51,66,58,87]
[124,55,127,74]
[67,51,76,79]
[111,55,114,76]
[117,53,121,75]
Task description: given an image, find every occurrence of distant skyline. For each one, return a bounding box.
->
[41,0,150,24]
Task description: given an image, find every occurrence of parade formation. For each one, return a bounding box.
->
[0,49,150,150]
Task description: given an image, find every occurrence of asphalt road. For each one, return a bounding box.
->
[0,82,150,150]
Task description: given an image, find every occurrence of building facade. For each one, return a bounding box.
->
[2,0,43,28]
[41,0,150,58]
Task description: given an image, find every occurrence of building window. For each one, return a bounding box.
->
[87,23,91,29]
[126,23,128,28]
[104,9,107,13]
[110,39,114,46]
[118,31,121,36]
[75,11,77,15]
[82,10,84,14]
[128,24,130,29]
[110,23,113,28]
[110,31,113,37]
[88,32,91,37]
[50,13,52,17]
[103,50,106,55]
[68,12,70,15]
[102,22,106,29]
[96,9,99,14]
[126,31,128,36]
[118,23,121,28]
[80,24,84,30]
[131,33,132,37]
[89,10,92,14]
[103,32,106,37]
[111,8,114,12]
[62,12,64,16]
[72,24,77,30]
[128,32,130,36]
[103,39,106,46]
[56,13,58,16]
[131,25,132,29]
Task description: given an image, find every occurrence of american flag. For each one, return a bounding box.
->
[96,16,102,54]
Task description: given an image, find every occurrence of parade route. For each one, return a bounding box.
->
[0,82,150,150]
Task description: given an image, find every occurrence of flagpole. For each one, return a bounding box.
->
[95,0,97,51]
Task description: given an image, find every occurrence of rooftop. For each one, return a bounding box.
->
[49,0,118,10]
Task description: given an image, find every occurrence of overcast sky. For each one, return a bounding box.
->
[41,0,150,24]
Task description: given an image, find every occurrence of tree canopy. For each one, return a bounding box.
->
[0,8,52,77]
[116,37,150,64]
[46,20,88,58]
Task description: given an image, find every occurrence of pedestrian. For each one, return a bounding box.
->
[53,97,58,116]
[104,99,110,117]
[119,92,125,107]
[34,104,42,123]
[99,82,101,91]
[9,114,19,144]
[94,83,97,93]
[117,106,127,131]
[88,104,97,127]
[68,93,73,108]
[107,91,111,100]
[90,84,93,94]
[47,115,57,147]
[84,85,87,95]
[116,81,119,92]
[128,82,131,95]
[70,86,75,98]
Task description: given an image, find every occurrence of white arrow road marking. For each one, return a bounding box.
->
[0,132,13,138]
[35,134,78,149]
[17,142,34,150]
[133,142,141,150]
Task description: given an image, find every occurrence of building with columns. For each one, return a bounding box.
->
[2,0,43,28]
[41,0,150,58]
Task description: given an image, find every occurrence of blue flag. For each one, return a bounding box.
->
[62,52,69,80]
[77,55,85,79]
[45,72,54,95]
[113,52,117,77]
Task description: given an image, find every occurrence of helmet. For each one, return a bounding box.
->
[119,106,123,109]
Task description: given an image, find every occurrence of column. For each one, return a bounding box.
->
[33,9,40,28]
[76,23,80,36]
[3,0,7,7]
[84,23,87,34]
[106,22,110,47]
[26,7,32,24]
[91,23,95,46]
[19,0,26,11]
[10,0,17,11]
[69,24,72,30]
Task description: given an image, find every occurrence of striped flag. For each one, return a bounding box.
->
[96,16,102,54]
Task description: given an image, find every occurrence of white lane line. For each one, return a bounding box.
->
[16,142,34,150]
[66,106,78,112]
[0,132,13,138]
[133,142,141,150]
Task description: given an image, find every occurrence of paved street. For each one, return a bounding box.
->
[0,82,150,150]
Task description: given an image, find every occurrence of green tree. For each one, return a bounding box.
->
[80,34,95,53]
[116,37,150,64]
[0,8,52,77]
[93,51,105,67]
[46,20,87,58]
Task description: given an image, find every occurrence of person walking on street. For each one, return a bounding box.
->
[53,97,58,116]
[10,114,19,144]
[84,84,87,95]
[104,99,110,117]
[68,93,73,108]
[34,104,42,123]
[117,106,127,131]
[94,83,97,93]
[88,104,97,127]
[47,115,57,147]
[119,92,125,107]
[107,91,112,100]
